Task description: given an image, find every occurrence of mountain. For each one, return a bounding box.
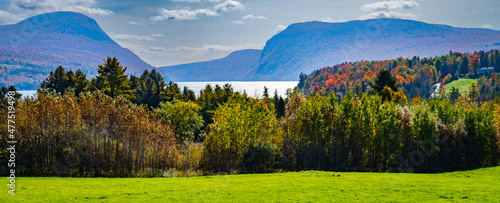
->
[159,49,261,81]
[162,18,500,81]
[0,11,153,89]
[253,19,500,80]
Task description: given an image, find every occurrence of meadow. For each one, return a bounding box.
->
[444,78,479,95]
[3,166,499,202]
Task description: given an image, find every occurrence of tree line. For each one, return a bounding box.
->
[0,56,287,176]
[299,49,500,100]
[201,71,499,173]
[1,55,499,177]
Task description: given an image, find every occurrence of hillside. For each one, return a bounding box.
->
[0,11,153,89]
[298,49,500,99]
[254,19,500,80]
[163,18,500,82]
[159,49,261,81]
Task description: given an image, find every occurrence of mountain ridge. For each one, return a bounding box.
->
[161,18,500,81]
[159,49,262,82]
[0,11,154,89]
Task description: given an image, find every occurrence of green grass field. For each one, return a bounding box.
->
[2,167,499,202]
[444,78,478,95]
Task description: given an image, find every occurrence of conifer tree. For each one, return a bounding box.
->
[96,57,133,99]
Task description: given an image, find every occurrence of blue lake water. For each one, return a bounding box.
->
[17,81,299,98]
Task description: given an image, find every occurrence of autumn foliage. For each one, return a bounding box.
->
[3,90,178,177]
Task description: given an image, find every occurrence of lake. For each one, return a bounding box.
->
[177,81,298,98]
[17,81,299,98]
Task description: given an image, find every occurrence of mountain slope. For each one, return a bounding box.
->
[253,19,500,80]
[159,49,261,81]
[0,11,153,89]
[163,18,500,81]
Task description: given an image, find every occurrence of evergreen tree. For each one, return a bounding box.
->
[133,69,165,108]
[163,81,183,102]
[96,57,133,99]
[73,70,89,95]
[369,69,398,93]
[448,87,461,102]
[263,86,270,99]
[273,89,286,118]
[459,57,469,76]
[40,66,89,95]
[182,86,196,101]
[41,66,69,93]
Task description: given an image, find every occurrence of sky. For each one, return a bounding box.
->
[0,0,499,67]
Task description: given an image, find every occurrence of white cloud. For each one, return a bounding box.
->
[233,14,267,24]
[213,0,245,12]
[151,0,244,21]
[358,11,417,20]
[361,0,419,12]
[0,0,113,25]
[273,25,288,34]
[0,10,22,24]
[151,8,218,21]
[242,14,267,20]
[321,17,344,23]
[173,0,223,2]
[151,33,165,37]
[109,33,165,41]
[149,47,167,51]
[482,24,494,29]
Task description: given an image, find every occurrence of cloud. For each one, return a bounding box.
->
[482,24,494,29]
[109,33,165,41]
[0,10,22,24]
[213,0,245,12]
[358,0,419,20]
[361,0,419,12]
[232,14,267,24]
[149,47,167,51]
[151,8,218,21]
[232,20,245,24]
[151,33,165,37]
[242,14,267,20]
[273,25,288,34]
[173,0,222,2]
[0,0,113,25]
[321,17,344,23]
[151,0,244,21]
[358,11,417,20]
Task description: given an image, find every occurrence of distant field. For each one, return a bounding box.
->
[444,78,478,95]
[2,167,500,202]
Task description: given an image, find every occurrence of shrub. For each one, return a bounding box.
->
[243,142,283,173]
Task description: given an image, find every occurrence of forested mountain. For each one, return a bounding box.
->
[0,11,153,89]
[253,19,500,81]
[163,19,500,81]
[159,49,261,81]
[298,49,500,100]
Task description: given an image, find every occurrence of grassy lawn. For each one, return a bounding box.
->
[2,166,500,202]
[444,78,478,96]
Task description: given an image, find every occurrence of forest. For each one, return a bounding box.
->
[0,54,499,177]
[298,49,500,100]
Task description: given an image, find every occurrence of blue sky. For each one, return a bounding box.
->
[0,0,499,67]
